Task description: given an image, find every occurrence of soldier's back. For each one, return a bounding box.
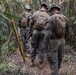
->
[33,10,49,21]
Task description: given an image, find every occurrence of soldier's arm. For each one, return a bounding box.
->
[18,19,21,28]
[44,17,53,35]
[24,16,34,42]
[28,14,32,23]
[44,17,53,49]
[29,16,34,33]
[29,11,39,31]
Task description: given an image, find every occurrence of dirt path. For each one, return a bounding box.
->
[7,50,51,75]
[1,49,76,75]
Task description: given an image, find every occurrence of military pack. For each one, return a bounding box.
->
[51,14,68,37]
[20,11,31,27]
[33,11,49,30]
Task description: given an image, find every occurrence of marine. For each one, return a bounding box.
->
[18,4,32,57]
[44,4,71,75]
[29,2,49,68]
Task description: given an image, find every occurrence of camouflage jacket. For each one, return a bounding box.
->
[29,10,49,31]
[45,13,71,39]
[18,11,32,28]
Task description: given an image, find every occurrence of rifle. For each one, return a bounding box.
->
[24,29,32,43]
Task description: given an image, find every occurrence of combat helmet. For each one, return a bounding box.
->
[41,2,48,8]
[49,4,60,11]
[25,4,31,10]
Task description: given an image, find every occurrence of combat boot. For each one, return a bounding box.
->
[30,60,35,67]
[38,61,43,69]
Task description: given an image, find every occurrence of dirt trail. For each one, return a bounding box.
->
[3,49,76,75]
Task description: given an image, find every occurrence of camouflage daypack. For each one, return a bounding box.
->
[21,12,31,27]
[51,14,68,37]
[34,11,49,30]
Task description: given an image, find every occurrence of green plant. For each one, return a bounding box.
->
[32,0,39,10]
[0,61,17,74]
[64,45,70,53]
[0,0,24,56]
[63,54,72,62]
[0,63,8,74]
[8,41,14,52]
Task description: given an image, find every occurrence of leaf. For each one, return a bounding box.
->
[2,35,8,41]
[0,0,5,12]
[4,12,21,20]
[74,21,76,24]
[0,63,8,73]
[32,0,39,10]
[0,12,21,20]
[0,12,8,20]
[70,17,75,20]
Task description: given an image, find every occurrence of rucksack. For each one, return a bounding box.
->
[20,12,31,27]
[35,11,49,30]
[51,14,68,37]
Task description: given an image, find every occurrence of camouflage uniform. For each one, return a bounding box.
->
[29,3,49,65]
[20,26,30,53]
[44,4,71,75]
[18,5,32,53]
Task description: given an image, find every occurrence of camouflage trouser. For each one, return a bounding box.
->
[30,30,46,63]
[20,27,30,53]
[47,38,65,75]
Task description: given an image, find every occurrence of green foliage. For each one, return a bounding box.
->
[64,45,70,53]
[0,0,25,56]
[0,41,14,56]
[62,2,76,50]
[74,21,76,24]
[0,2,25,73]
[63,54,72,62]
[32,0,40,10]
[2,35,8,41]
[8,41,14,52]
[1,45,8,55]
[0,62,16,74]
[0,60,25,75]
[0,63,8,73]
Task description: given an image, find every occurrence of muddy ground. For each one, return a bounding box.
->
[0,49,76,75]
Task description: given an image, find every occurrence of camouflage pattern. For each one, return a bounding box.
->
[51,14,69,37]
[25,4,31,10]
[20,27,30,53]
[18,11,32,53]
[32,10,49,30]
[30,30,46,62]
[49,3,60,11]
[29,10,49,64]
[47,39,65,75]
[21,11,32,27]
[41,2,48,8]
[18,11,32,27]
[44,13,70,75]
